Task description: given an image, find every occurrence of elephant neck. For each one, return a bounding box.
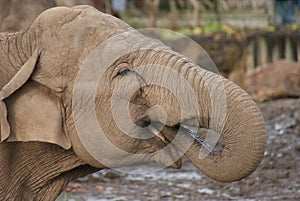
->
[0,31,33,89]
[0,142,99,201]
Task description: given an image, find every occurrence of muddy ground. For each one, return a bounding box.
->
[57,98,300,201]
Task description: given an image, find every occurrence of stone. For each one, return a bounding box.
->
[244,60,300,102]
[0,0,95,32]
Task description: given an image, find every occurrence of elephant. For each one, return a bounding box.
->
[0,5,266,200]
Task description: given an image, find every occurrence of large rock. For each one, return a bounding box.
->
[0,0,55,32]
[244,60,300,102]
[0,0,95,32]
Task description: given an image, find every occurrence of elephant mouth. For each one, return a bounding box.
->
[147,121,225,156]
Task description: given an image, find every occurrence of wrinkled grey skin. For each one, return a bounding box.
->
[0,6,266,201]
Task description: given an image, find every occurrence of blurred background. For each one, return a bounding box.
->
[0,0,299,200]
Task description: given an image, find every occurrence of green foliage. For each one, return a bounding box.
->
[178,28,192,36]
[176,22,235,37]
[203,21,222,34]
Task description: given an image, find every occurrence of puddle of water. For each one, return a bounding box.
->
[198,188,214,195]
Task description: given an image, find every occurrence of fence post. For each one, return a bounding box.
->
[285,35,293,60]
[246,39,255,71]
[257,35,268,65]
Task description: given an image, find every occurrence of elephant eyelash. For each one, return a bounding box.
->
[118,68,131,76]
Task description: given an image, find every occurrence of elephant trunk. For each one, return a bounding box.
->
[163,65,266,182]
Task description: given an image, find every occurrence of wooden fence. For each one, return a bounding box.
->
[190,30,299,86]
[246,31,300,71]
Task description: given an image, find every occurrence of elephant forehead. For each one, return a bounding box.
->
[29,7,136,94]
[33,6,131,39]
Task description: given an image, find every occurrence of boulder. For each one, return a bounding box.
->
[0,0,95,32]
[244,60,300,102]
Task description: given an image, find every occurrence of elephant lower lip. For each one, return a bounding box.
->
[148,125,182,169]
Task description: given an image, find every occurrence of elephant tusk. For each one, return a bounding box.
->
[148,126,168,143]
[180,126,216,154]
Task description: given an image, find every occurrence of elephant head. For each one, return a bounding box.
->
[0,6,266,200]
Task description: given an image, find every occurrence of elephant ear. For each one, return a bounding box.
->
[0,50,71,149]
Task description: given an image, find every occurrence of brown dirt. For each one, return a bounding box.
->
[57,98,300,201]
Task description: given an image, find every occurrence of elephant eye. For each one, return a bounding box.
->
[118,68,131,76]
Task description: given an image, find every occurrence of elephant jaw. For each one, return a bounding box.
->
[147,125,181,169]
